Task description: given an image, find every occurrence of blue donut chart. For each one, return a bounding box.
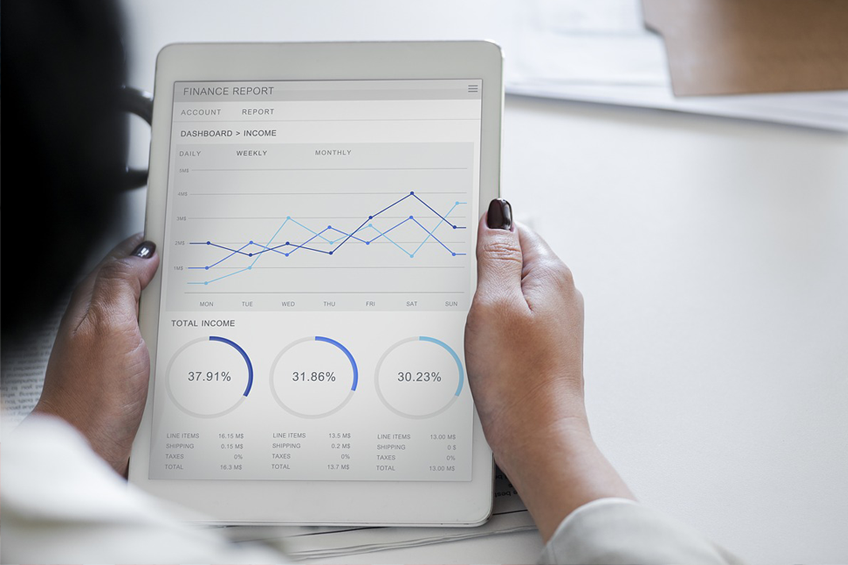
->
[418,336,464,397]
[315,336,358,391]
[209,335,254,396]
[269,336,359,419]
[374,336,465,419]
[165,335,254,419]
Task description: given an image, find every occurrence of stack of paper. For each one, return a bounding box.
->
[219,468,534,561]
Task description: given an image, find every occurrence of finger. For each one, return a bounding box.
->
[475,199,525,305]
[65,234,159,328]
[515,221,576,302]
[87,239,159,321]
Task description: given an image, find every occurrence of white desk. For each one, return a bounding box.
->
[121,2,848,562]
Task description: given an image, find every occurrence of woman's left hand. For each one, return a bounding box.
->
[32,234,159,477]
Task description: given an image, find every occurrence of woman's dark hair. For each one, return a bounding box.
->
[2,0,128,337]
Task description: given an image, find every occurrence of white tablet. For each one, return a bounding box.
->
[129,41,502,526]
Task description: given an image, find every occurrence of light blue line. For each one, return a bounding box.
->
[250,218,289,267]
[206,267,250,284]
[410,218,453,254]
[412,193,453,224]
[364,218,412,243]
[411,202,457,256]
[367,226,413,256]
[327,227,369,244]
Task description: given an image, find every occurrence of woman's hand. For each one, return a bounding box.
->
[466,200,587,449]
[32,234,159,477]
[466,199,633,541]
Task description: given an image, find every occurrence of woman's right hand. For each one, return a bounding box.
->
[465,200,587,451]
[465,199,633,541]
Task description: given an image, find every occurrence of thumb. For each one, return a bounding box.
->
[475,199,524,304]
[69,235,160,325]
[92,238,159,314]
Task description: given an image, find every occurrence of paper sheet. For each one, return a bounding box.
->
[505,0,848,132]
[1,302,66,431]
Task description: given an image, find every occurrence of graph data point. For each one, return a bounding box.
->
[328,225,332,229]
[456,201,460,205]
[452,225,457,229]
[410,191,415,195]
[452,252,456,256]
[248,253,253,257]
[329,251,334,255]
[365,241,370,245]
[247,266,252,270]
[205,266,210,270]
[285,241,290,245]
[249,240,254,244]
[409,215,414,220]
[287,215,291,220]
[368,216,373,219]
[204,281,209,285]
[206,241,211,245]
[285,253,289,257]
[409,254,414,258]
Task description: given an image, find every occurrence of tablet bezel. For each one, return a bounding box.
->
[129,41,502,526]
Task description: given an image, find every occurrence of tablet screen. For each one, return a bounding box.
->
[149,79,482,481]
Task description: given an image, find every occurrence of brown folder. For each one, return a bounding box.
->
[642,0,848,96]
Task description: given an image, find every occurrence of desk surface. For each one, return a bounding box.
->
[120,2,848,562]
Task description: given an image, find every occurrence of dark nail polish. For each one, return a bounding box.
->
[131,241,156,258]
[487,198,512,230]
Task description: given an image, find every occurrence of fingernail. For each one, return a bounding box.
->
[131,241,156,258]
[487,198,512,230]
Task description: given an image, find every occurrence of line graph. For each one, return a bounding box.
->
[187,192,467,286]
[165,141,475,311]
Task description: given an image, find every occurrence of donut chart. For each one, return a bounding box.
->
[166,336,254,418]
[269,336,359,419]
[374,336,465,419]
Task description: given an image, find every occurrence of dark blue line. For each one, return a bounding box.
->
[250,242,290,257]
[412,194,452,224]
[294,245,331,254]
[370,193,411,218]
[188,242,252,257]
[287,229,332,255]
[209,242,251,256]
[208,242,252,268]
[331,218,371,253]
